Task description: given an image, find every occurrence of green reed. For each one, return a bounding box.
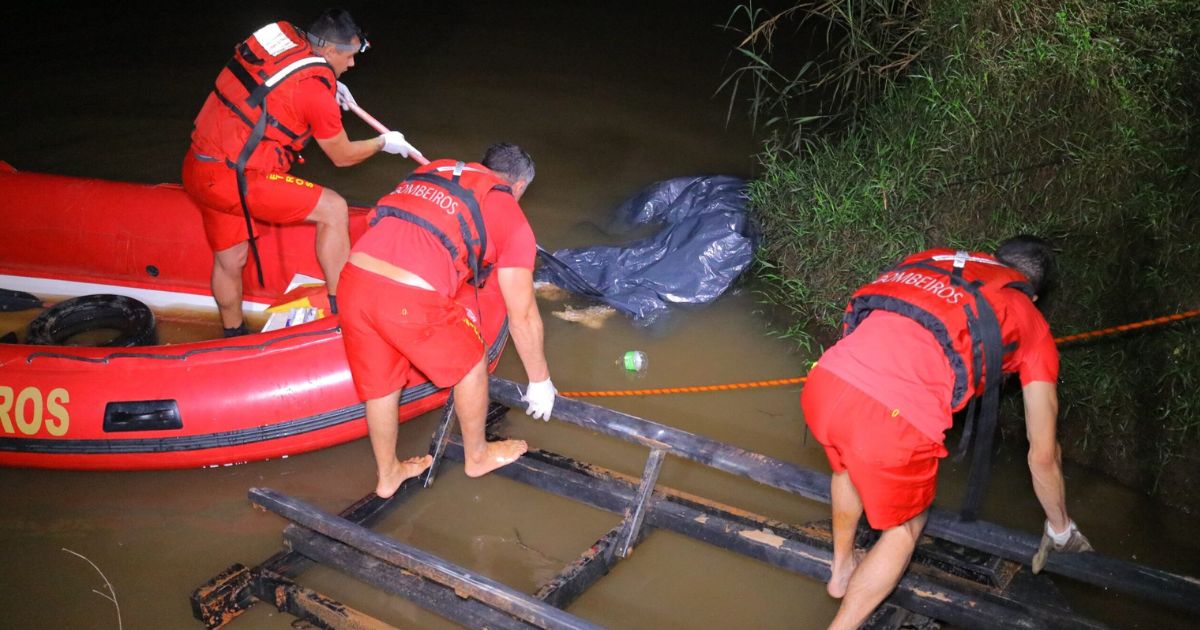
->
[725,0,1200,510]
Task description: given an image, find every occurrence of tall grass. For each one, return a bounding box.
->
[721,0,929,149]
[728,0,1200,509]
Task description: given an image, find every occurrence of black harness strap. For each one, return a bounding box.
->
[217,56,332,287]
[844,255,1013,521]
[845,260,975,407]
[370,206,461,262]
[958,281,1006,521]
[955,309,984,463]
[215,89,256,128]
[234,111,270,287]
[217,86,307,144]
[236,41,264,65]
[224,57,260,94]
[402,170,498,288]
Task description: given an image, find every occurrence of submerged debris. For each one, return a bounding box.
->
[551,305,618,329]
[534,282,571,301]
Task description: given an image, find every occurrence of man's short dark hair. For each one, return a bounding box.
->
[996,234,1054,295]
[482,143,536,185]
[308,8,363,45]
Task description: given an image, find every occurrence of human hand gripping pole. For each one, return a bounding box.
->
[380,131,417,158]
[521,378,556,421]
[1031,519,1093,574]
[354,106,427,163]
[335,82,429,165]
[334,81,358,112]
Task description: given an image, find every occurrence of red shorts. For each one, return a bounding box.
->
[801,366,948,530]
[182,151,323,251]
[338,263,486,400]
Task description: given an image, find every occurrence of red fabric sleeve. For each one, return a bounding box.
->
[484,190,536,270]
[294,77,344,140]
[1002,293,1060,386]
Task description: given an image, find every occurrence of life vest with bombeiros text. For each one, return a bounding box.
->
[190,22,335,172]
[371,160,515,289]
[842,248,1035,411]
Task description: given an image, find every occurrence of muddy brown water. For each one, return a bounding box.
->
[1,2,1198,628]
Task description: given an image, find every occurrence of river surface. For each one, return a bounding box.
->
[1,2,1198,629]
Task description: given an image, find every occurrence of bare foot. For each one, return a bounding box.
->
[464,439,528,477]
[827,548,865,598]
[376,455,433,499]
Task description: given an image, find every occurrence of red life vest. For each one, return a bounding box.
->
[842,248,1035,521]
[190,22,335,173]
[843,248,1033,410]
[371,160,514,289]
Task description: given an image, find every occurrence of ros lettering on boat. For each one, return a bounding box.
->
[0,386,70,436]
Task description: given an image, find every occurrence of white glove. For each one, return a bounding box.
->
[379,131,416,157]
[334,81,357,111]
[521,378,556,421]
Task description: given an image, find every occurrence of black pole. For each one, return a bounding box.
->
[284,527,536,630]
[424,392,456,487]
[441,436,1104,630]
[486,377,1200,616]
[249,487,604,630]
[617,448,665,557]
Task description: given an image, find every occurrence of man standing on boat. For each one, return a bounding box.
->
[339,143,555,498]
[801,236,1092,629]
[183,9,417,337]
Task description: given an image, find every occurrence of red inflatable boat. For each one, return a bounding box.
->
[0,162,508,470]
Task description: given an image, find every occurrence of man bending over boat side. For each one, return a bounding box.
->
[339,143,556,497]
[182,9,417,337]
[801,236,1093,628]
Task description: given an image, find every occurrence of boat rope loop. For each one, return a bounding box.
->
[558,307,1200,398]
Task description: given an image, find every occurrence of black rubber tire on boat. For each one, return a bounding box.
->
[26,294,158,347]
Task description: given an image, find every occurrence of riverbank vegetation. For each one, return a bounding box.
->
[724,0,1200,510]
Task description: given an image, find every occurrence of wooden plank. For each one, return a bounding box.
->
[488,377,1200,615]
[422,393,456,488]
[862,603,938,630]
[442,438,1105,630]
[249,568,398,630]
[190,563,254,629]
[534,524,628,609]
[285,526,536,630]
[618,448,666,557]
[250,487,603,630]
[489,378,831,502]
[190,403,511,628]
[921,512,1200,616]
[250,477,425,581]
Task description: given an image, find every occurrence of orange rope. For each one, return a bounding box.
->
[1052,308,1200,345]
[558,308,1200,398]
[559,376,808,398]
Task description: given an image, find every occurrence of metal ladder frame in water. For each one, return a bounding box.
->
[192,378,1200,629]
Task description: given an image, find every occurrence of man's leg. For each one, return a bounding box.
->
[829,510,928,630]
[455,356,528,477]
[305,188,350,297]
[828,470,864,598]
[212,241,249,329]
[365,387,433,499]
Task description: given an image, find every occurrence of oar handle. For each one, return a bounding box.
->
[349,103,429,166]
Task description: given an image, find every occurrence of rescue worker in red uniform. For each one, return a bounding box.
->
[339,143,555,498]
[182,9,418,336]
[801,236,1092,629]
